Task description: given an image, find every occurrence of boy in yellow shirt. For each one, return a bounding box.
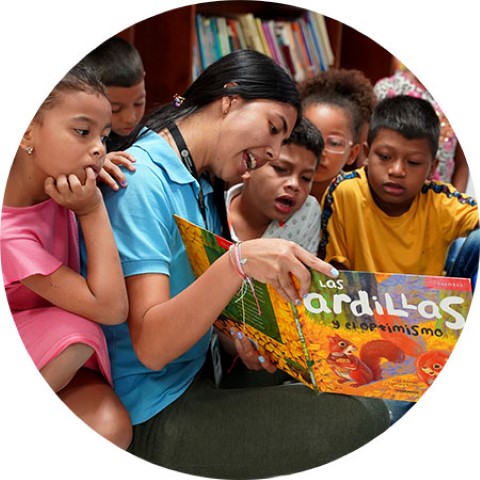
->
[319,95,478,277]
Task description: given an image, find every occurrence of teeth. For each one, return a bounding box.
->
[247,152,257,170]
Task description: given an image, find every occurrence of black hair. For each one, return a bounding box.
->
[284,116,324,167]
[129,49,301,144]
[368,95,440,159]
[299,68,376,143]
[35,61,106,121]
[82,36,144,87]
[123,50,301,240]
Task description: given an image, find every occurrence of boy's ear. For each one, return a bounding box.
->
[346,143,362,166]
[360,143,370,165]
[427,158,439,180]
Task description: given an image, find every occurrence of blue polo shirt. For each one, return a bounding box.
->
[100,128,220,425]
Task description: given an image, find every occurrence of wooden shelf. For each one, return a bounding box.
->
[118,2,392,110]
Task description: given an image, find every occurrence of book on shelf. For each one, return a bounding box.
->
[194,11,334,78]
[274,21,305,82]
[236,13,266,55]
[308,10,334,66]
[175,215,472,402]
[304,12,327,71]
[216,16,232,57]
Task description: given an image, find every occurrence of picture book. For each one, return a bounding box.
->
[175,215,473,402]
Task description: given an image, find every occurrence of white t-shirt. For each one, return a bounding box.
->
[226,183,321,255]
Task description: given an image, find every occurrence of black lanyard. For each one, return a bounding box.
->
[167,121,209,229]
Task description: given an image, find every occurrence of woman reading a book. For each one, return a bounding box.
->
[95,50,390,479]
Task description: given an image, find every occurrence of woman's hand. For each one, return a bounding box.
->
[228,327,277,373]
[44,167,102,216]
[239,238,339,304]
[97,151,136,190]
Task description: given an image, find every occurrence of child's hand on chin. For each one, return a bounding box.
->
[44,167,103,216]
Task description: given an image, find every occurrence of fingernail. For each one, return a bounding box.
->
[258,355,265,364]
[330,267,339,277]
[229,328,236,336]
[294,299,301,306]
[121,180,128,187]
[236,331,244,340]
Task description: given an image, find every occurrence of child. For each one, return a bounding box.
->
[221,116,324,387]
[374,59,469,192]
[319,95,478,277]
[1,62,132,448]
[82,35,146,190]
[226,116,324,255]
[319,94,478,424]
[82,35,146,149]
[299,68,377,202]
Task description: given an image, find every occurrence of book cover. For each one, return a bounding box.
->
[175,215,472,402]
[261,20,282,66]
[304,11,327,71]
[236,13,265,53]
[195,14,210,70]
[227,17,247,50]
[254,17,272,58]
[208,16,223,63]
[310,11,335,66]
[275,21,304,82]
[298,17,321,76]
[290,20,314,79]
[215,16,231,57]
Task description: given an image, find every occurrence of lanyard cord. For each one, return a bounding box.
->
[167,121,209,229]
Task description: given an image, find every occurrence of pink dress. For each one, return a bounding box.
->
[1,199,112,385]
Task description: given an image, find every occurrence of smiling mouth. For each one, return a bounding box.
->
[245,151,258,170]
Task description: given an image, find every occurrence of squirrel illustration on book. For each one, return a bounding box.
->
[415,350,450,386]
[326,335,405,386]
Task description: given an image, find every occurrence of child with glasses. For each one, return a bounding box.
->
[319,95,478,424]
[319,95,478,276]
[299,68,377,202]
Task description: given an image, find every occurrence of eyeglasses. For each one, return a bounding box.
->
[323,136,353,155]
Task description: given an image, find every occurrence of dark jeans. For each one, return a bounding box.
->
[446,229,480,289]
[128,366,390,479]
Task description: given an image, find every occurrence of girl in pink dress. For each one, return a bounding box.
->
[1,62,132,448]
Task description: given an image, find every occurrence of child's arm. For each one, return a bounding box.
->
[21,168,128,325]
[97,151,136,191]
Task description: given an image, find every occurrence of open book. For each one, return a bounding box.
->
[175,215,472,402]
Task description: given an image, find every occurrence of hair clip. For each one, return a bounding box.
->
[173,93,185,108]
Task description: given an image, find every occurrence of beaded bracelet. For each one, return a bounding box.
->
[228,242,262,315]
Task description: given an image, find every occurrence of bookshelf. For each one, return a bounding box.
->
[118,1,393,110]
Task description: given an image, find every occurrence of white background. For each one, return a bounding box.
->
[1,1,479,479]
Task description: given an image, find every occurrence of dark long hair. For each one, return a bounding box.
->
[124,49,301,147]
[123,50,301,238]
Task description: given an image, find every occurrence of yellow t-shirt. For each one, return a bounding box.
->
[319,167,478,276]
